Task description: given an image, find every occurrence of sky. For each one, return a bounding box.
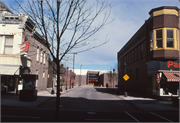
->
[2,0,180,74]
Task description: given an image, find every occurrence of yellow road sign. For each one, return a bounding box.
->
[123,74,129,81]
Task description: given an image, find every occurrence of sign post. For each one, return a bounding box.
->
[123,62,129,97]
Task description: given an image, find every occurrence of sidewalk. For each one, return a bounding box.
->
[118,95,179,112]
[1,86,79,108]
[95,87,179,112]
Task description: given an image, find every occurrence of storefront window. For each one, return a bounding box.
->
[156,29,163,48]
[150,32,153,51]
[166,29,173,48]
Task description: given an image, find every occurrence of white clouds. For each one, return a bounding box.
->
[71,0,180,70]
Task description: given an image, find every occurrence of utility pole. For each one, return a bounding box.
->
[66,67,68,90]
[124,62,127,97]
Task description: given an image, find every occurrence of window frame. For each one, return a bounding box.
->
[152,28,178,50]
[4,35,14,54]
[36,47,39,62]
[166,29,174,48]
[155,29,163,49]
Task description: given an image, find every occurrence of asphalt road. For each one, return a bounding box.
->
[1,85,179,122]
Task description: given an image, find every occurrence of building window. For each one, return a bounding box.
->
[36,48,39,61]
[150,32,153,51]
[40,50,43,63]
[43,52,46,64]
[4,35,13,54]
[166,29,173,48]
[156,29,163,48]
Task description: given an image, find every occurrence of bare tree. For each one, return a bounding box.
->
[11,0,112,121]
[105,67,118,90]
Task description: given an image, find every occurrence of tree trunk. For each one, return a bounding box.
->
[55,62,60,121]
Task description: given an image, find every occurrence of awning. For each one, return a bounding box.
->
[163,72,180,82]
[0,65,20,75]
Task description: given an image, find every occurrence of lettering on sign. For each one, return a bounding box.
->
[167,61,180,68]
[20,41,29,53]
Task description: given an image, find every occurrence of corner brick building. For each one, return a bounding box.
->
[118,6,179,97]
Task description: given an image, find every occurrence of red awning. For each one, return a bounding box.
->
[163,72,180,82]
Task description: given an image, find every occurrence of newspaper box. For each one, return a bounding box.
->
[19,74,38,102]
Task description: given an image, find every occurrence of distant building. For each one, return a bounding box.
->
[76,75,86,85]
[86,71,99,86]
[99,73,118,88]
[117,6,179,97]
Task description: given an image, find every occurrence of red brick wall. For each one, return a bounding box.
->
[25,29,49,91]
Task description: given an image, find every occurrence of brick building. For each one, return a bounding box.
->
[87,71,99,86]
[76,75,86,86]
[117,6,179,97]
[99,73,118,88]
[0,1,49,93]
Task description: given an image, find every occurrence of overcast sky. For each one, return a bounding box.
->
[2,0,180,72]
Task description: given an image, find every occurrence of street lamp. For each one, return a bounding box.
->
[113,69,115,92]
[69,70,72,89]
[66,67,69,90]
[79,64,83,86]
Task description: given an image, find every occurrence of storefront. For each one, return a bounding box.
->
[148,59,179,97]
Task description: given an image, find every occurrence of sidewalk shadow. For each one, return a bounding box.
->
[94,87,165,100]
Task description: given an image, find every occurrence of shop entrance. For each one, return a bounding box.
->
[1,75,16,92]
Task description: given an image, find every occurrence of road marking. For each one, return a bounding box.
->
[125,111,140,122]
[149,112,173,122]
[85,119,135,121]
[87,112,96,114]
[2,115,40,119]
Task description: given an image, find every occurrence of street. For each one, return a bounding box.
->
[1,85,179,122]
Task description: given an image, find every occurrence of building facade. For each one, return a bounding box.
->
[99,73,118,88]
[87,71,99,86]
[117,6,179,97]
[0,2,49,93]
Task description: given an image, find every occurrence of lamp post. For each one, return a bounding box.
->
[80,64,83,86]
[69,70,72,89]
[113,69,115,92]
[66,67,68,90]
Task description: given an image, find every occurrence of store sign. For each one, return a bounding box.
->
[167,61,180,68]
[20,41,29,54]
[148,59,180,72]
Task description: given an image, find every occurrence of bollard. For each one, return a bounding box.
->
[124,92,127,97]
